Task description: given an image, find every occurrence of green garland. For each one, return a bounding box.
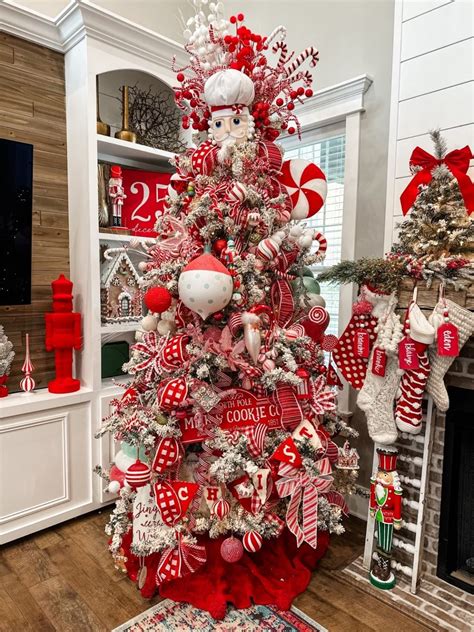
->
[316,258,405,293]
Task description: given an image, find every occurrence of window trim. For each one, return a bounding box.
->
[289,74,373,413]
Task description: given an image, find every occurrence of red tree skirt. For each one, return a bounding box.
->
[121,528,330,620]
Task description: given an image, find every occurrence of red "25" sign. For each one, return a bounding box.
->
[121,168,171,236]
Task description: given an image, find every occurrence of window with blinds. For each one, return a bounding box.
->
[284,134,346,335]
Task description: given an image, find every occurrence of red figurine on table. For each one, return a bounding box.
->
[45,274,82,393]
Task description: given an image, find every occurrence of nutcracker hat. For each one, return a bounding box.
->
[51,274,73,301]
[204,69,255,117]
[376,448,398,472]
[173,1,319,139]
[110,165,122,179]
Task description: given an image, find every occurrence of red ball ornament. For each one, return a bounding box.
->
[125,460,151,489]
[242,530,263,553]
[176,73,185,82]
[237,12,244,20]
[276,97,284,107]
[230,15,237,24]
[220,536,243,563]
[305,88,313,97]
[288,127,296,135]
[144,286,172,314]
[212,498,230,520]
[213,238,228,255]
[287,102,295,111]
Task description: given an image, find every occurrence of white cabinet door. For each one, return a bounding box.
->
[0,401,94,543]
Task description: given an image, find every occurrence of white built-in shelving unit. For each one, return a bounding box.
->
[0,0,187,544]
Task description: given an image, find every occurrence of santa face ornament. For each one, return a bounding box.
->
[210,113,250,145]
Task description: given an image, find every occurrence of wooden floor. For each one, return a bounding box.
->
[0,511,431,632]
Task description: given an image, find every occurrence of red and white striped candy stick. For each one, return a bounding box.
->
[313,231,327,259]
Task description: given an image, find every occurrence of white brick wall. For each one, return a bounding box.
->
[384,0,474,249]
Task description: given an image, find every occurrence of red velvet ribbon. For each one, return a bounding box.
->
[400,145,474,215]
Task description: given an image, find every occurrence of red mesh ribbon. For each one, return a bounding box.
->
[400,145,474,215]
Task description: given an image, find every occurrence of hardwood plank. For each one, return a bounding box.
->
[29,576,104,632]
[0,571,54,632]
[0,41,14,65]
[2,540,58,588]
[43,539,132,629]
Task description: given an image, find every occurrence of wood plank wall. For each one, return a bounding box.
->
[0,33,69,392]
[385,0,474,247]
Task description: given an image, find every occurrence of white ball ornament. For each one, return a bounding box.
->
[138,261,148,272]
[141,314,158,331]
[157,319,175,335]
[178,253,233,320]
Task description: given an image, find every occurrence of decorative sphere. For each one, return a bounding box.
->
[157,319,175,335]
[220,536,243,563]
[212,498,230,519]
[213,238,228,255]
[144,287,172,314]
[242,530,263,553]
[141,314,158,331]
[125,460,151,489]
[178,253,233,320]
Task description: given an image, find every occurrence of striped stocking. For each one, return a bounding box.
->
[395,349,430,434]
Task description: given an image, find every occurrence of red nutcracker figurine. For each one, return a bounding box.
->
[108,165,127,227]
[369,448,403,590]
[45,274,82,393]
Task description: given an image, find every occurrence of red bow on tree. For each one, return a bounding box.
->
[400,145,474,215]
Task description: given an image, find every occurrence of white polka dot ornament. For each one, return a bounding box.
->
[278,159,327,220]
[242,530,263,553]
[178,253,234,320]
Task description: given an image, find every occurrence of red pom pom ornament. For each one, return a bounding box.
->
[220,537,243,563]
[242,530,263,553]
[144,287,172,314]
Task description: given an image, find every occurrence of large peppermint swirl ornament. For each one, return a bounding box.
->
[278,159,327,220]
[303,306,330,342]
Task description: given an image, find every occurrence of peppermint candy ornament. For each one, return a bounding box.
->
[242,530,263,553]
[303,306,330,342]
[125,460,151,489]
[212,498,230,519]
[278,159,327,220]
[178,253,234,320]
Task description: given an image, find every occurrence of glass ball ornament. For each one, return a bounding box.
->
[220,536,243,563]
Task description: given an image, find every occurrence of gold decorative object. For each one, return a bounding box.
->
[115,85,137,143]
[96,75,110,136]
[97,164,110,227]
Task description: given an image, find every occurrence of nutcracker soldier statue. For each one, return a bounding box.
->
[45,274,82,393]
[108,165,127,227]
[369,448,403,589]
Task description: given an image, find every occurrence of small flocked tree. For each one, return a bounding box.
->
[0,325,15,397]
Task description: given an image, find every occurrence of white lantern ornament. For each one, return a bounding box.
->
[178,253,234,320]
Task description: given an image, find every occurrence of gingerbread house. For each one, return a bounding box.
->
[100,251,143,324]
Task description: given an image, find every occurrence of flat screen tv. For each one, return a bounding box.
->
[0,138,33,305]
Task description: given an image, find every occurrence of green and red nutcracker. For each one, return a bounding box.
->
[369,448,402,589]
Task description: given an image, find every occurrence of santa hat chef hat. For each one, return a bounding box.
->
[204,69,255,118]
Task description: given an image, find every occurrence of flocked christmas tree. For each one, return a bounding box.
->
[96,2,359,618]
[391,129,474,286]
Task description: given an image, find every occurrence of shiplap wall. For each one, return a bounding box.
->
[385,0,474,248]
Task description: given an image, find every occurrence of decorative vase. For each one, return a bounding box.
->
[115,85,136,143]
[96,75,110,136]
[98,164,110,227]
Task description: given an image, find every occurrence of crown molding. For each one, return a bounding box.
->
[296,74,373,128]
[0,0,187,68]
